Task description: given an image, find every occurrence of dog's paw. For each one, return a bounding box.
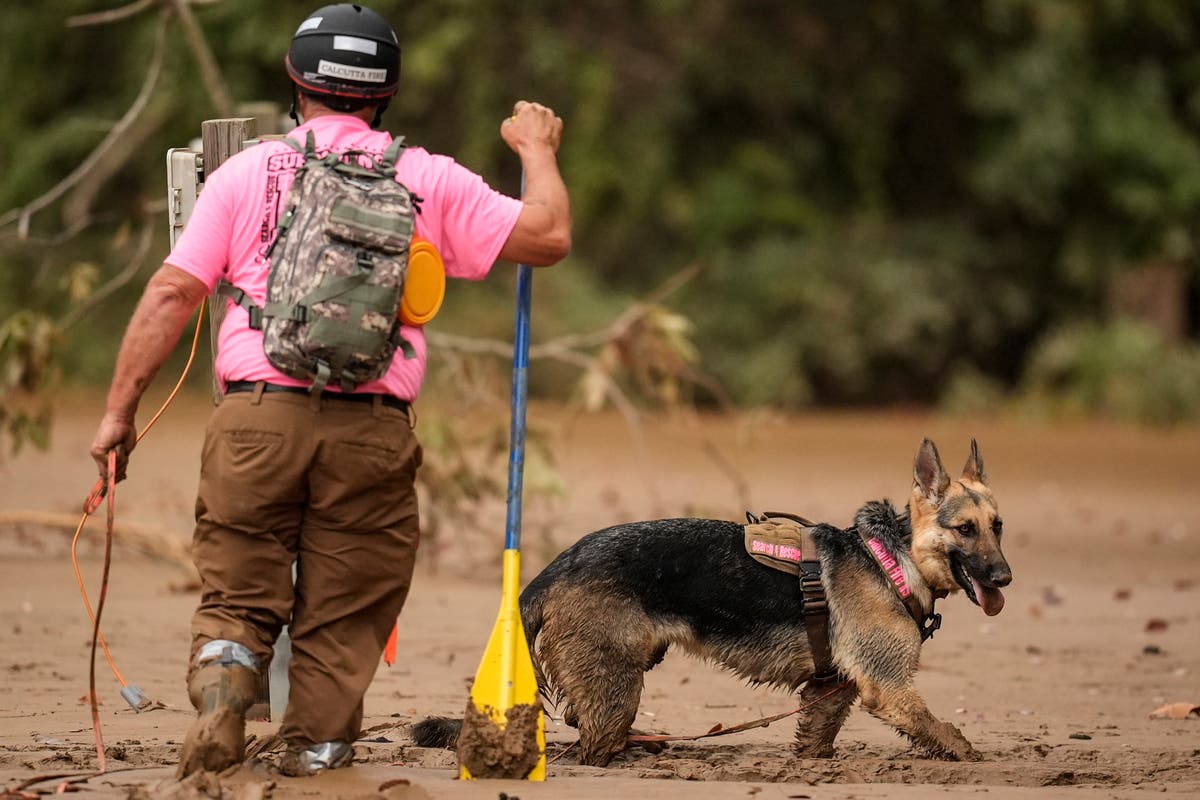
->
[792,743,836,759]
[959,745,984,762]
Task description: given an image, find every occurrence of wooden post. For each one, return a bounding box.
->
[197,116,280,721]
[200,118,256,404]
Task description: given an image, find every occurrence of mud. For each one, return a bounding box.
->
[1,392,1198,798]
[456,702,541,779]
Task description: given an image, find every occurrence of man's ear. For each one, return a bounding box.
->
[913,438,950,504]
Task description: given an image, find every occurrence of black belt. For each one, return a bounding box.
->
[224,381,410,414]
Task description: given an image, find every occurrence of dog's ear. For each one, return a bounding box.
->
[962,438,987,485]
[913,438,950,503]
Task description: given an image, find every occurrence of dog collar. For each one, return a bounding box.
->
[854,526,943,642]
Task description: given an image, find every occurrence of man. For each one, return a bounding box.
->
[88,3,570,778]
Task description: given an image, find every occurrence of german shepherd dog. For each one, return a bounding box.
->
[415,439,1011,765]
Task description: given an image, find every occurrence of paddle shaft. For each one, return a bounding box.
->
[505,177,533,551]
[458,172,546,782]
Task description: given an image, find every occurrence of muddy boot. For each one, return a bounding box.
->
[177,641,259,779]
[278,741,354,777]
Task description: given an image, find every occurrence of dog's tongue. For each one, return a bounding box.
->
[971,577,1005,616]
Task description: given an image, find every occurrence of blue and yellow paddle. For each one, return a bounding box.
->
[458,240,545,779]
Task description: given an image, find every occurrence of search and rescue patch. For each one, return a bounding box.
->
[743,518,818,575]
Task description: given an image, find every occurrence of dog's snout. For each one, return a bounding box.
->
[990,564,1012,587]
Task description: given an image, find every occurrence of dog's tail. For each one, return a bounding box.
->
[411,715,462,749]
[519,573,549,645]
[520,573,556,699]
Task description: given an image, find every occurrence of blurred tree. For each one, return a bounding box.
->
[1,0,1198,425]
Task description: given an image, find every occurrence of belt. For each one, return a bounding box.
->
[224,380,410,414]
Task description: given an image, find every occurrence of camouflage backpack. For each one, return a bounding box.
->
[219,130,418,392]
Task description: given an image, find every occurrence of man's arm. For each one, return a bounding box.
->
[90,263,209,481]
[498,101,572,267]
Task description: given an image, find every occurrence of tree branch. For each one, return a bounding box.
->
[168,0,234,117]
[66,0,223,28]
[66,0,156,28]
[0,11,169,238]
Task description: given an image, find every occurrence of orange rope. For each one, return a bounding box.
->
[87,451,117,772]
[71,298,206,711]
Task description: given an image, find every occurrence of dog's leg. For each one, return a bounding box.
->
[858,681,981,761]
[556,657,643,766]
[537,586,659,767]
[792,679,858,758]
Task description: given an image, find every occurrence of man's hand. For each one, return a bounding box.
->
[501,101,563,155]
[90,413,136,483]
[497,100,571,266]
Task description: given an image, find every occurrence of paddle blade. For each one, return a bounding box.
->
[458,550,545,780]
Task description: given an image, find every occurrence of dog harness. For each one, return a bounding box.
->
[743,511,944,683]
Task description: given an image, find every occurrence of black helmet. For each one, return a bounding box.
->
[286,4,401,101]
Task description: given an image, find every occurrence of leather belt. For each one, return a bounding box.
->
[224,380,410,414]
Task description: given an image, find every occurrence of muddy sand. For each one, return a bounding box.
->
[1,389,1198,798]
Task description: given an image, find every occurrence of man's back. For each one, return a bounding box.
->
[168,113,523,399]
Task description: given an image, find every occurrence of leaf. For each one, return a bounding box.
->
[1148,702,1200,720]
[60,261,100,303]
[578,363,610,412]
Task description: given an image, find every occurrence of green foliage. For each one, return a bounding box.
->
[1017,321,1200,425]
[1,1,1199,421]
[0,310,59,456]
[692,220,1033,406]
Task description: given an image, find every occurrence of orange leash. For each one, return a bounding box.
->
[73,299,206,767]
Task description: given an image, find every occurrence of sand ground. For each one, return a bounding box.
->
[1,389,1198,798]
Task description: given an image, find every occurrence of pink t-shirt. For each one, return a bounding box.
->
[168,114,523,400]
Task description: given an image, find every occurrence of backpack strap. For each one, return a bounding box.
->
[265,272,372,319]
[279,136,306,157]
[379,135,406,172]
[216,281,264,329]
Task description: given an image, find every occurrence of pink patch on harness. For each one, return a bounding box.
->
[750,539,802,562]
[776,545,803,562]
[867,537,912,597]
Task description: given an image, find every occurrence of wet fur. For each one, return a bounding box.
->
[416,439,1012,766]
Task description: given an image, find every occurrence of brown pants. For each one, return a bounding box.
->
[189,385,422,746]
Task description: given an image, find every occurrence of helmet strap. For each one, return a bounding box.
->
[288,84,301,126]
[370,100,390,130]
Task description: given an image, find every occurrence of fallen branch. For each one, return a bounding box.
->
[427,265,711,515]
[0,509,194,573]
[427,263,707,418]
